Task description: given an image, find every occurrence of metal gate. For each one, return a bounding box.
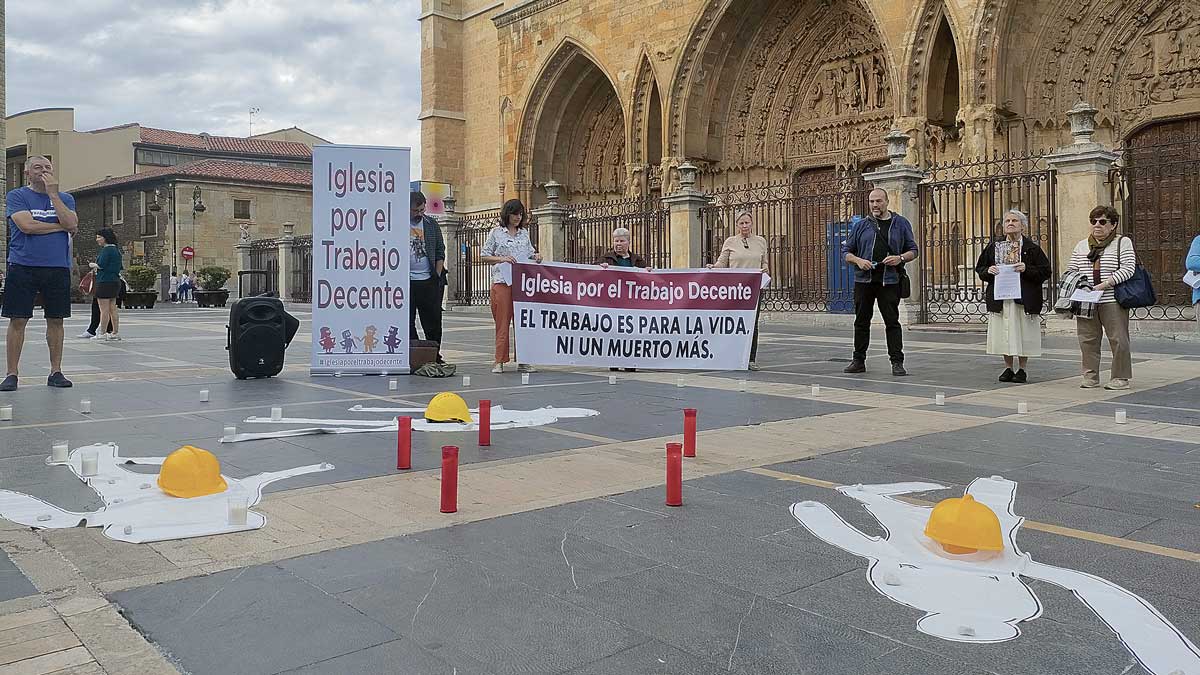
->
[1110,118,1199,321]
[918,154,1058,323]
[563,196,670,269]
[291,236,312,303]
[247,239,279,297]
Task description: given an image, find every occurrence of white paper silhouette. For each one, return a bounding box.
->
[789,478,1199,675]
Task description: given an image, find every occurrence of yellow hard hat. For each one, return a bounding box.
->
[425,392,472,423]
[924,494,1004,554]
[157,446,228,499]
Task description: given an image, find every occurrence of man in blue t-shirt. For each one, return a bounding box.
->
[2,156,79,391]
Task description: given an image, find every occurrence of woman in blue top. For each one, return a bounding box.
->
[1188,234,1200,331]
[90,228,123,341]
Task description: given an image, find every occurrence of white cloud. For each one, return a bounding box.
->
[7,0,424,178]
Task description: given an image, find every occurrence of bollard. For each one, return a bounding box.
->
[396,416,412,470]
[479,399,492,447]
[683,409,697,458]
[440,446,459,513]
[666,443,683,507]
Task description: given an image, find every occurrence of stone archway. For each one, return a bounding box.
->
[516,40,627,204]
[627,53,666,197]
[667,0,898,177]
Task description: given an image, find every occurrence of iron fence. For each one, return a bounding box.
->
[918,153,1058,323]
[1109,132,1199,321]
[562,196,671,269]
[700,170,870,312]
[247,238,279,297]
[453,210,542,306]
[291,236,312,303]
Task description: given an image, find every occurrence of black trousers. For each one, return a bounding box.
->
[409,278,444,349]
[853,282,904,363]
[87,297,115,335]
[750,305,761,362]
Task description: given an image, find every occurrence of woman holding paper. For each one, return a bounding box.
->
[1187,234,1200,331]
[975,210,1052,383]
[1067,206,1137,390]
[480,199,542,374]
[708,210,769,371]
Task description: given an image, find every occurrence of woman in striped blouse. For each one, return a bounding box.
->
[1067,206,1137,390]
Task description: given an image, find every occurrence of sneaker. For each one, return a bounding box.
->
[109,334,122,341]
[623,368,638,373]
[891,362,908,377]
[843,360,866,374]
[491,364,504,374]
[1080,379,1101,389]
[0,375,16,392]
[1012,369,1028,384]
[609,367,620,372]
[1104,378,1130,391]
[517,364,537,373]
[998,368,1015,383]
[77,331,95,339]
[47,372,73,388]
[748,361,761,371]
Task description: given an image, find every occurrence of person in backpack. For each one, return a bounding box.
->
[1067,206,1136,390]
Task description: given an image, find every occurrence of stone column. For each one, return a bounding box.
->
[1045,102,1118,275]
[662,162,707,269]
[436,195,463,309]
[530,181,569,262]
[276,222,295,301]
[234,241,252,294]
[863,130,928,323]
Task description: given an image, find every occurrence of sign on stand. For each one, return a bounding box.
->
[180,246,195,261]
[311,145,411,375]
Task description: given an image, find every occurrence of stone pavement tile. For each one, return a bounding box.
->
[855,646,998,675]
[0,645,94,673]
[1103,377,1200,410]
[279,536,443,595]
[1065,401,1200,427]
[1002,461,1196,503]
[562,639,739,675]
[64,605,178,675]
[912,402,1022,418]
[112,564,397,675]
[0,550,38,603]
[1124,518,1200,555]
[1011,494,1159,539]
[766,456,938,490]
[602,484,799,539]
[41,528,177,585]
[338,558,646,675]
[568,565,895,675]
[1058,485,1200,523]
[280,637,492,675]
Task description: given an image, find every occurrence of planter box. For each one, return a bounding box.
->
[195,290,230,308]
[124,291,158,309]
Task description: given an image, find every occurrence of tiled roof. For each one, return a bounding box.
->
[138,127,312,158]
[73,160,313,194]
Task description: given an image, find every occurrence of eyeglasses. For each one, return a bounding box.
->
[1090,218,1110,225]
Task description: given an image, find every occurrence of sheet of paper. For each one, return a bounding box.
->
[1184,270,1200,289]
[1070,289,1104,303]
[761,273,772,289]
[993,265,1022,301]
[498,262,513,286]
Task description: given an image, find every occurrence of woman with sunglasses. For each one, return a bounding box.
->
[1067,206,1137,390]
[708,210,768,370]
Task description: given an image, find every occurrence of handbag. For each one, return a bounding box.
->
[885,233,912,299]
[79,270,95,295]
[1113,237,1156,309]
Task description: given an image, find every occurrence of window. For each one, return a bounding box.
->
[233,199,252,220]
[112,195,124,224]
[139,191,157,236]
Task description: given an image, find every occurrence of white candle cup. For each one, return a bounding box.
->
[1017,402,1029,414]
[608,375,617,385]
[80,449,99,477]
[676,377,685,388]
[80,400,92,415]
[51,442,69,463]
[388,379,398,391]
[462,376,471,387]
[811,384,821,396]
[521,373,530,385]
[270,407,283,421]
[223,426,237,439]
[227,494,249,527]
[199,389,210,402]
[738,380,747,393]
[0,405,10,421]
[935,393,945,406]
[1115,409,1127,424]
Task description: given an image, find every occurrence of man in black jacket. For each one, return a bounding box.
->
[409,191,447,361]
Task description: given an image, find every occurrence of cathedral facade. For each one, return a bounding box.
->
[420,0,1200,211]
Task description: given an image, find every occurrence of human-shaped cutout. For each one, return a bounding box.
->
[318,327,336,354]
[383,325,402,354]
[339,329,357,354]
[790,477,1200,675]
[361,325,378,353]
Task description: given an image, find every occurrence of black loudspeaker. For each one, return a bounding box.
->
[226,272,300,380]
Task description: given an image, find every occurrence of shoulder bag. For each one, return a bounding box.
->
[1113,237,1156,309]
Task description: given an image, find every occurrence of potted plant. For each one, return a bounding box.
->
[194,266,232,307]
[124,265,160,309]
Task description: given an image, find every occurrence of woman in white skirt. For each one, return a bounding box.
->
[974,210,1053,383]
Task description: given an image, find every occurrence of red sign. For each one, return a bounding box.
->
[181,247,195,260]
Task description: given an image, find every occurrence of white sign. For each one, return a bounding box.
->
[311,145,411,374]
[1070,288,1105,303]
[994,265,1021,301]
[511,261,762,370]
[1183,270,1200,289]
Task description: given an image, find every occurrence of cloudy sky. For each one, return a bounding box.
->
[7,0,424,177]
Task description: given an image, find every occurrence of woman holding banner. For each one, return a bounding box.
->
[481,199,543,374]
[708,210,769,371]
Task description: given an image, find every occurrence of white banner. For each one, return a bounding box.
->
[311,145,411,374]
[513,261,762,370]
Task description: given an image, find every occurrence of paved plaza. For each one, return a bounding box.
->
[0,305,1198,674]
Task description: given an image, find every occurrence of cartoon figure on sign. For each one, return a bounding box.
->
[383,326,401,354]
[361,325,378,353]
[789,478,1200,675]
[340,329,357,354]
[318,327,336,354]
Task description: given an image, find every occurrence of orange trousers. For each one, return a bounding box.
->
[490,283,515,363]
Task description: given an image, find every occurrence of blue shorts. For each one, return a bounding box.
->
[2,263,72,319]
